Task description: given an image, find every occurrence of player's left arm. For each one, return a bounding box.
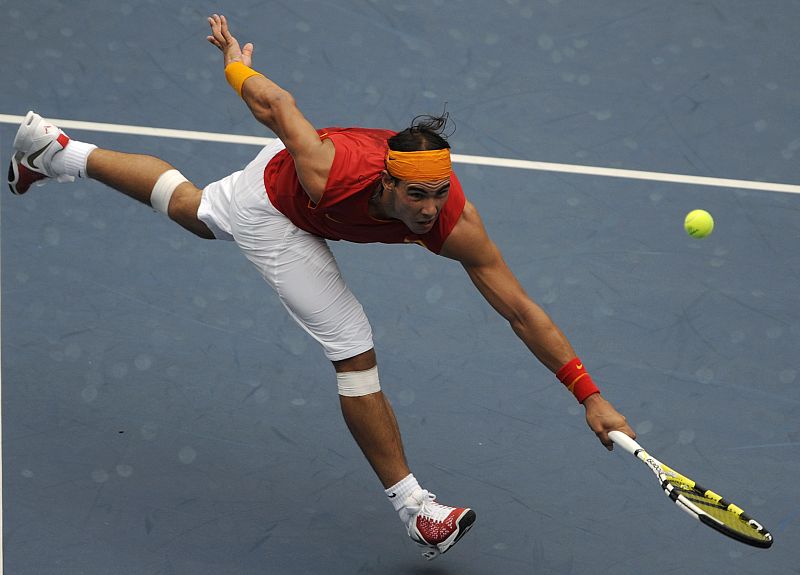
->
[206,14,333,204]
[440,201,635,449]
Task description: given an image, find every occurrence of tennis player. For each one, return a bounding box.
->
[7,13,636,560]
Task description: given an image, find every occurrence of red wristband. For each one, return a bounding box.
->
[556,357,600,403]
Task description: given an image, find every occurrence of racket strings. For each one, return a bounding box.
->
[668,481,772,544]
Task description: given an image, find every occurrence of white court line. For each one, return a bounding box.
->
[727,442,800,451]
[1,113,799,195]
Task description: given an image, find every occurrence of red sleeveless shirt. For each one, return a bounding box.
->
[263,127,466,254]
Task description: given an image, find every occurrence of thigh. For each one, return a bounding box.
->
[275,233,374,362]
[229,158,374,362]
[198,139,286,242]
[198,172,240,241]
[245,229,374,362]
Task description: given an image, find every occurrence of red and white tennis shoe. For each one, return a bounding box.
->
[402,489,476,560]
[8,111,72,195]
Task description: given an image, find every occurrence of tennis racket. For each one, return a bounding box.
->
[608,431,773,548]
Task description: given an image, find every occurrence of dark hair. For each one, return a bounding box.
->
[388,113,454,152]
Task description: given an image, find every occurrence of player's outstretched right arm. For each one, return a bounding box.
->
[206,14,333,203]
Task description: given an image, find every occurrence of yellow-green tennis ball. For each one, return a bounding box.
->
[684,209,714,238]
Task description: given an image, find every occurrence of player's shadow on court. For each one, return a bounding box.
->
[391,563,485,575]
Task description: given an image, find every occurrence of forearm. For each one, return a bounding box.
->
[223,60,332,202]
[459,246,578,374]
[508,300,577,373]
[220,55,317,148]
[444,203,632,443]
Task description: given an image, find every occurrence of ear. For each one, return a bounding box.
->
[380,170,396,190]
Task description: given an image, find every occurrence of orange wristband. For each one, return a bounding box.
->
[224,62,264,97]
[556,357,600,403]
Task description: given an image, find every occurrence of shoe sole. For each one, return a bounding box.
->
[8,155,20,194]
[437,508,477,556]
[412,507,476,560]
[8,156,47,195]
[8,112,35,194]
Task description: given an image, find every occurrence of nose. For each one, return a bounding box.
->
[419,198,438,218]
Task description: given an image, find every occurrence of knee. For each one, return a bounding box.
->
[334,348,381,397]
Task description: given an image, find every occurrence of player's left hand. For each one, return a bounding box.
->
[207,13,254,68]
[582,393,636,451]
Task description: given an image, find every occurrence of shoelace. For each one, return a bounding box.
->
[404,489,436,517]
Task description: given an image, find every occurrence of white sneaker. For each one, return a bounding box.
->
[402,489,476,560]
[8,111,73,195]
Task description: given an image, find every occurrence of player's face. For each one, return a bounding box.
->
[390,177,451,234]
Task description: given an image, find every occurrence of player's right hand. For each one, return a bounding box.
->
[583,393,636,451]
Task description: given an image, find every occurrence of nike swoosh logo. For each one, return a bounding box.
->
[576,363,583,370]
[27,141,53,170]
[388,493,397,498]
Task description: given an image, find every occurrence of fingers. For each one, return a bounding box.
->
[207,14,224,47]
[207,13,248,68]
[615,421,636,441]
[207,13,221,33]
[220,14,234,41]
[600,424,637,452]
[207,13,235,44]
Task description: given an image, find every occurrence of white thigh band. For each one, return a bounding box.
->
[151,169,189,215]
[337,366,381,397]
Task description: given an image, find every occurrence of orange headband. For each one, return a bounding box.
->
[386,149,452,181]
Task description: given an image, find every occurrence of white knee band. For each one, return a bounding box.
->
[337,366,381,397]
[151,169,188,215]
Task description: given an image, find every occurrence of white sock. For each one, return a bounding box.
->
[385,473,421,518]
[51,140,97,178]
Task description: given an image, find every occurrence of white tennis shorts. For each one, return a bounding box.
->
[197,140,374,362]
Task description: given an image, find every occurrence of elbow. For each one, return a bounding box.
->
[508,314,527,338]
[249,87,296,125]
[505,303,527,335]
[265,87,296,109]
[507,303,549,339]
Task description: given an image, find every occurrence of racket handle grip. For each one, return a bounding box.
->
[609,430,642,456]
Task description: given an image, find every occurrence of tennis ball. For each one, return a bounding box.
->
[684,209,714,238]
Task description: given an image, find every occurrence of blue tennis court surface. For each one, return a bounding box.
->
[2,1,798,573]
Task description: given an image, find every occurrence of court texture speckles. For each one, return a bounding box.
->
[1,1,798,574]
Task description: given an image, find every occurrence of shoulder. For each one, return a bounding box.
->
[323,127,396,145]
[444,200,483,245]
[313,128,392,206]
[325,128,395,171]
[439,201,498,266]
